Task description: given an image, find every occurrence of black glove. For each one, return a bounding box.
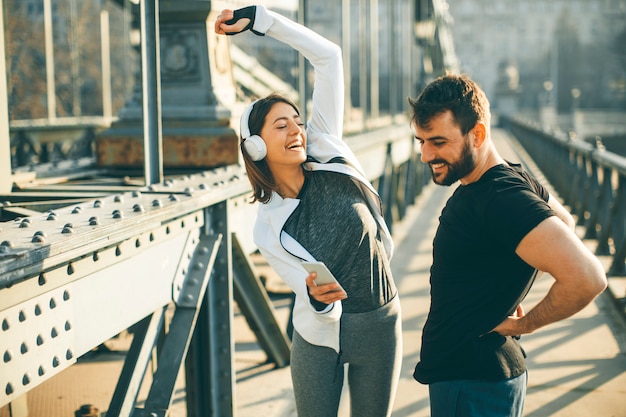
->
[225,6,264,36]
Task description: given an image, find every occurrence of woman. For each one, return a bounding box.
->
[215,5,402,417]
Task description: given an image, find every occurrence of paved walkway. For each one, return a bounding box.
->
[2,129,625,417]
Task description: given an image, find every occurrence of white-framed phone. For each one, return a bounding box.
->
[301,261,345,292]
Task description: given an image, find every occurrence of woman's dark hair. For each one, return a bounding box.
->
[408,74,491,135]
[241,92,301,204]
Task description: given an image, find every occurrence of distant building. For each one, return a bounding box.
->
[445,0,626,111]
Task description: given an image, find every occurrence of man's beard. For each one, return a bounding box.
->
[430,139,475,186]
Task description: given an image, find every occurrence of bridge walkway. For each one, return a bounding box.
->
[2,128,625,417]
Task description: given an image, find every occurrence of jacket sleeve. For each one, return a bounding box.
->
[252,5,347,158]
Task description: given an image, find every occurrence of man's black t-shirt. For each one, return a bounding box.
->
[413,163,555,384]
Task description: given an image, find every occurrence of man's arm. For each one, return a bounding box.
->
[492,215,607,336]
[547,194,576,230]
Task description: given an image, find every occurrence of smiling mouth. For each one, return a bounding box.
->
[287,141,303,150]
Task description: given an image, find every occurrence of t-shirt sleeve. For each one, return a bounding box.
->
[486,176,555,252]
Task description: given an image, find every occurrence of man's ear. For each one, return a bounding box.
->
[472,122,487,148]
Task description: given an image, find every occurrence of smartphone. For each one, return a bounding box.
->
[301,261,345,292]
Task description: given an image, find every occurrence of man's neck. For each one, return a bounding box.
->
[460,147,505,185]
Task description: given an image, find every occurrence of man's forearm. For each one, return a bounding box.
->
[518,280,598,334]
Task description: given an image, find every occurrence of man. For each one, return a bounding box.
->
[408,74,607,417]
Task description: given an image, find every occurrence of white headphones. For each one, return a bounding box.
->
[240,100,267,161]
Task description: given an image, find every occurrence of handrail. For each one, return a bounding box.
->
[503,115,626,277]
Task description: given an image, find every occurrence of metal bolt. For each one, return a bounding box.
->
[34,230,46,237]
[31,235,45,243]
[75,404,99,417]
[93,200,104,208]
[71,206,82,214]
[114,195,124,203]
[88,216,99,226]
[0,245,9,254]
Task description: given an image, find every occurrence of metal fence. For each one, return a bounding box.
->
[503,115,626,278]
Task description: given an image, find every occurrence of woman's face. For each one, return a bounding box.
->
[260,102,307,167]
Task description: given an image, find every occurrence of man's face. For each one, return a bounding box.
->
[413,110,476,186]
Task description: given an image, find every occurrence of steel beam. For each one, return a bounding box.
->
[232,234,291,368]
[132,232,222,416]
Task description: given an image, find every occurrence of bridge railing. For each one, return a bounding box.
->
[502,115,626,278]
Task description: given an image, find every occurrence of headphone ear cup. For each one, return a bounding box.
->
[242,135,267,161]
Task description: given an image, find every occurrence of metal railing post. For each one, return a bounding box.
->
[140,0,163,186]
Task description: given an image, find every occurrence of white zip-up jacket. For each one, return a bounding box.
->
[249,5,394,353]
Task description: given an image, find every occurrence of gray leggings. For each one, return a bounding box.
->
[290,296,402,417]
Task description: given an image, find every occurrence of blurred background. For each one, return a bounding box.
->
[3,0,625,162]
[1,1,626,416]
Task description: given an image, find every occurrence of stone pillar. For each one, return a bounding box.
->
[97,0,238,169]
